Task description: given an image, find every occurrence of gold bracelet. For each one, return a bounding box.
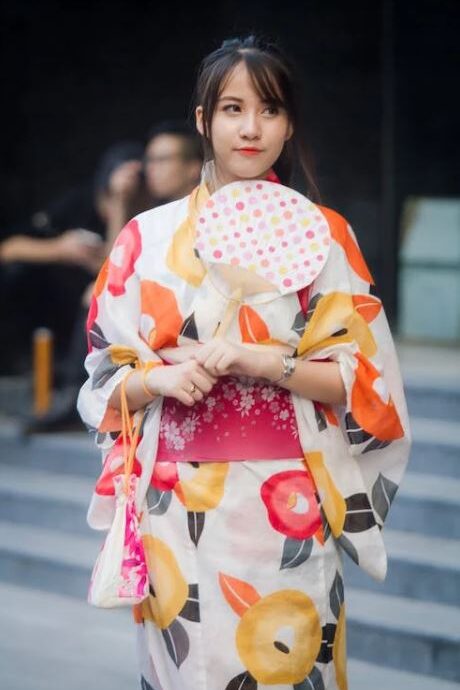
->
[141,361,163,399]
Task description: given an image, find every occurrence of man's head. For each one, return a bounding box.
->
[144,120,203,202]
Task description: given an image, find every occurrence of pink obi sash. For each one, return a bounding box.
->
[156,373,304,462]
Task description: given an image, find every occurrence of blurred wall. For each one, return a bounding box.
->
[1,0,458,324]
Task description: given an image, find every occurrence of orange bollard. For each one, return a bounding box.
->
[33,327,53,416]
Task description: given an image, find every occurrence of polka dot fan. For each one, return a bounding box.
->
[194,179,331,336]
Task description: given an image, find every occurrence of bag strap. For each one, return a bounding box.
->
[119,360,162,495]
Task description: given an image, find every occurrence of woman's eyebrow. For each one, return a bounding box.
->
[218,96,244,102]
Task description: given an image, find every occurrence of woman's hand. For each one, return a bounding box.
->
[193,338,266,379]
[146,359,218,407]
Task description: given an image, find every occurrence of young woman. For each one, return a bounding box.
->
[77,35,411,690]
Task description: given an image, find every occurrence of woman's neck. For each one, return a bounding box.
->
[203,159,276,194]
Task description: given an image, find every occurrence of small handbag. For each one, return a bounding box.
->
[87,364,158,608]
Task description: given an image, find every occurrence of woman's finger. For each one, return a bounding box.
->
[174,389,195,407]
[188,385,204,402]
[195,363,218,384]
[206,352,225,376]
[192,371,216,394]
[214,354,232,374]
[194,341,217,364]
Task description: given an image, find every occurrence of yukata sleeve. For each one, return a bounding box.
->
[76,217,161,450]
[295,208,412,459]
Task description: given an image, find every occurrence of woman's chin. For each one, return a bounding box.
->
[226,163,272,182]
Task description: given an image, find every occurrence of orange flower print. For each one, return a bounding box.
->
[318,205,375,285]
[238,304,270,343]
[107,218,141,297]
[140,280,183,349]
[350,352,404,443]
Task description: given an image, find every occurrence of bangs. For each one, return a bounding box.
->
[240,51,288,108]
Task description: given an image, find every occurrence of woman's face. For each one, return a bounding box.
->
[196,62,293,188]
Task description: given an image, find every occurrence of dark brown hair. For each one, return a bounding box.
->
[191,34,320,202]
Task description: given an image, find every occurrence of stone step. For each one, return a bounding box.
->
[344,528,460,606]
[409,417,460,477]
[0,581,138,690]
[387,472,460,538]
[346,587,460,682]
[410,441,460,478]
[0,429,100,478]
[0,464,96,537]
[404,383,460,422]
[0,521,99,599]
[348,659,460,690]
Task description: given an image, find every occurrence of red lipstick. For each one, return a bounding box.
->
[237,147,262,156]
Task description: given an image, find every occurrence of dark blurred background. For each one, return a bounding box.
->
[1,0,458,323]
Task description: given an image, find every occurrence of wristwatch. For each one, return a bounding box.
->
[270,353,297,385]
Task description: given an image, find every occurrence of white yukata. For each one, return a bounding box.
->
[77,168,412,690]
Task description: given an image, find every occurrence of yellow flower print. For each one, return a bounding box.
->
[333,604,348,690]
[174,462,229,512]
[303,452,346,538]
[296,292,377,360]
[219,573,322,685]
[140,536,188,629]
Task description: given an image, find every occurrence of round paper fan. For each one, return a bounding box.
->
[194,179,331,295]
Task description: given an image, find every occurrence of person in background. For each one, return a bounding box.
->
[0,141,144,377]
[24,125,202,432]
[16,141,145,432]
[103,119,203,250]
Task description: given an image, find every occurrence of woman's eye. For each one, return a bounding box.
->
[263,105,279,115]
[223,104,240,113]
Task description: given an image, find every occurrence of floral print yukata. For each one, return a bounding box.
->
[77,168,412,690]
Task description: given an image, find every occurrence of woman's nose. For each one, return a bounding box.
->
[239,113,261,139]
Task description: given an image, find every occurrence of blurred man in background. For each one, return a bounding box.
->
[24,119,203,432]
[0,141,144,378]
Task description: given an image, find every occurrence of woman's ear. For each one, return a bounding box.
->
[195,106,204,136]
[285,121,294,142]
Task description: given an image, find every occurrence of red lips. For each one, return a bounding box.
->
[237,148,262,156]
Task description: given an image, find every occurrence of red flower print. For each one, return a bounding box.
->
[261,470,322,540]
[95,436,142,496]
[150,461,179,491]
[107,218,142,297]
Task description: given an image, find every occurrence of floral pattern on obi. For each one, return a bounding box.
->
[156,374,304,462]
